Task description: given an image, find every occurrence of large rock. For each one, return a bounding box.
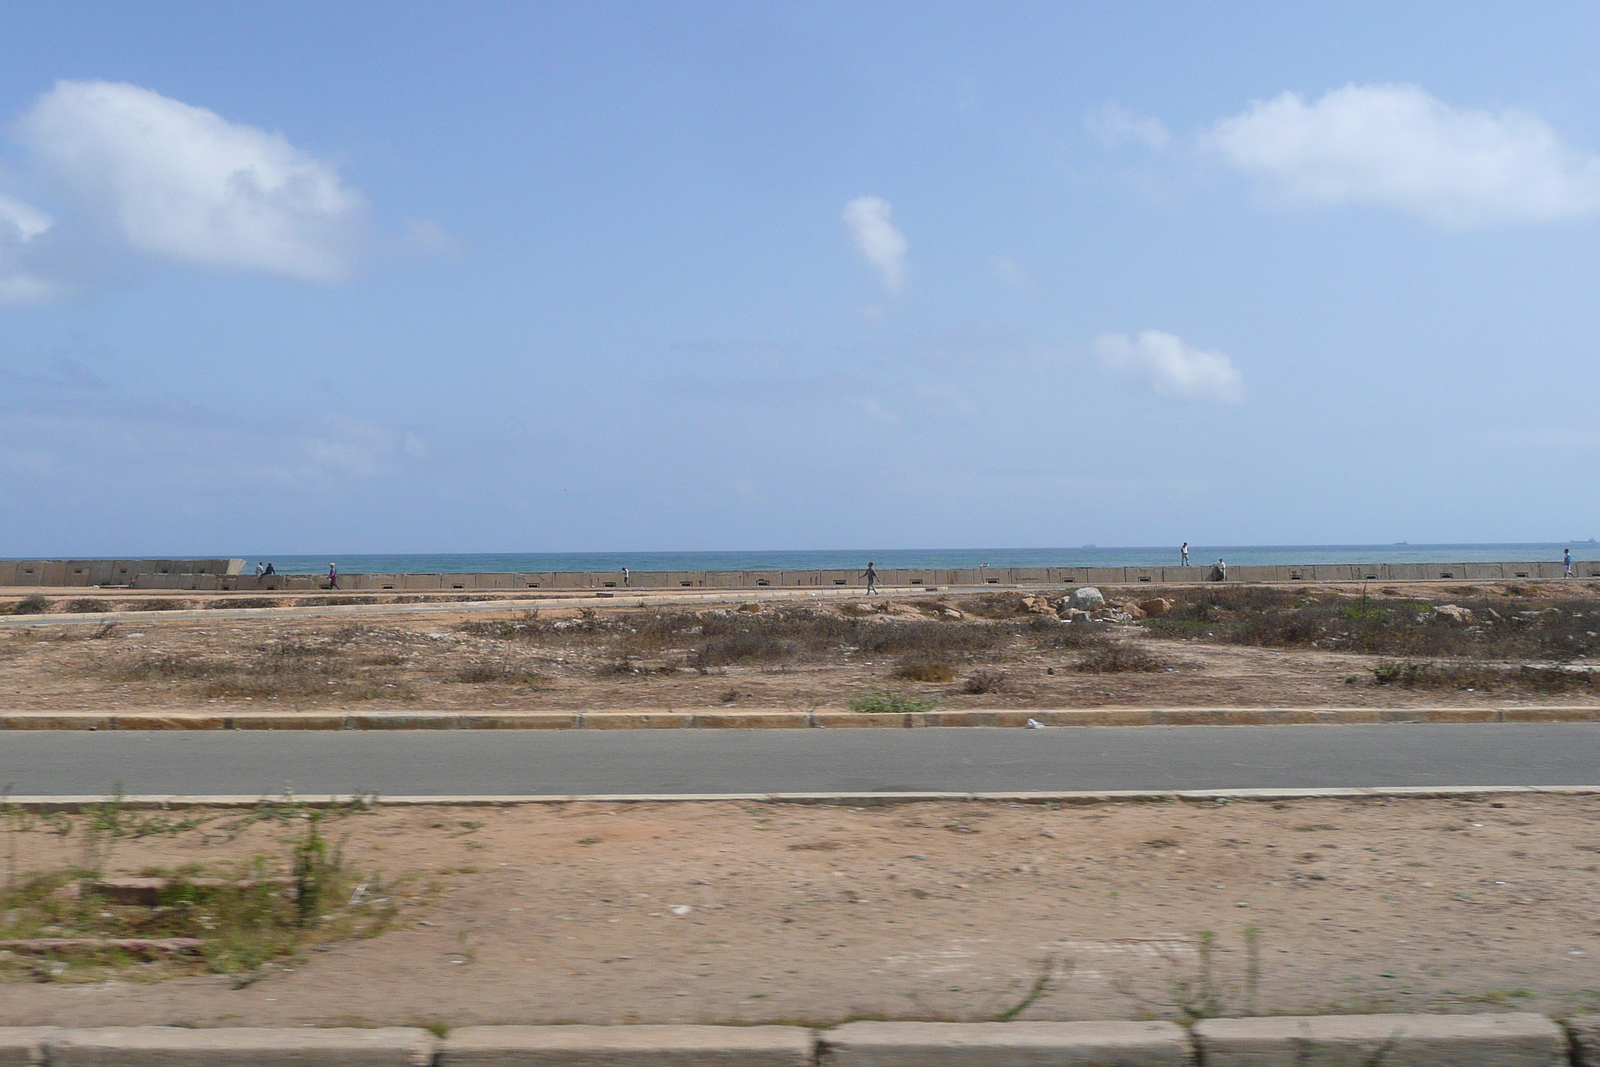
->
[1068,587,1105,611]
[1021,595,1057,615]
[1139,598,1171,616]
[1431,604,1474,625]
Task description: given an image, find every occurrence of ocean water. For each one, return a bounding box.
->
[250,544,1598,575]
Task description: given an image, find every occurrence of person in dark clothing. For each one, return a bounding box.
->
[862,562,878,595]
[328,562,340,591]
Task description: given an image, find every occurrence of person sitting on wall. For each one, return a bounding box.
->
[262,563,275,576]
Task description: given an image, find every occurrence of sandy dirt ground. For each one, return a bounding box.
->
[0,584,1596,714]
[2,796,1598,1027]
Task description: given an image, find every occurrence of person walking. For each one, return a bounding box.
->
[862,561,878,595]
[1180,542,1189,566]
[622,566,630,587]
[1565,548,1574,577]
[327,562,340,591]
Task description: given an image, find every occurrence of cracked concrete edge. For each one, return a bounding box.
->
[0,1015,1593,1067]
[2,705,1599,731]
[3,785,1598,811]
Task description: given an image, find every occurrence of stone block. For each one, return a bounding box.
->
[441,574,477,591]
[1229,566,1276,583]
[1464,563,1506,581]
[1193,1012,1564,1067]
[553,572,596,589]
[703,570,746,588]
[441,1024,813,1067]
[46,1026,435,1067]
[583,712,695,729]
[60,561,94,586]
[0,1027,55,1067]
[692,711,810,729]
[0,562,16,587]
[456,713,580,730]
[781,570,826,586]
[402,574,443,590]
[1079,567,1125,585]
[820,1020,1192,1067]
[1566,1014,1600,1067]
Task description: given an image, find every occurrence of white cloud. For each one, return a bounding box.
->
[842,195,907,290]
[1087,103,1171,150]
[0,407,427,488]
[989,254,1031,289]
[1094,330,1245,403]
[1205,83,1600,226]
[0,192,60,304]
[16,80,365,280]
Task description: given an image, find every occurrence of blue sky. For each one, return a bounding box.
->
[2,2,1597,555]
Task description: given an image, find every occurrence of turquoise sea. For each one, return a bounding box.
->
[250,544,1597,575]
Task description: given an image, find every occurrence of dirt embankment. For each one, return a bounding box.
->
[1,582,1597,713]
[2,795,1598,1027]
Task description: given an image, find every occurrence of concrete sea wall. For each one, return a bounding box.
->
[0,559,242,588]
[2,559,1593,590]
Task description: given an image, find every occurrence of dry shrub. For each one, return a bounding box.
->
[1074,641,1170,673]
[452,663,546,686]
[67,598,111,613]
[1029,620,1105,650]
[130,599,190,612]
[1372,659,1596,693]
[1150,588,1600,662]
[893,657,956,683]
[208,598,283,609]
[12,594,51,615]
[691,632,796,669]
[963,668,1007,694]
[104,633,410,702]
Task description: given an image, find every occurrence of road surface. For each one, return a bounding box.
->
[2,723,1598,797]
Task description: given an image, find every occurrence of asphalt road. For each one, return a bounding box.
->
[2,723,1598,797]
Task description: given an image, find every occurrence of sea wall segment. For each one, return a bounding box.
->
[0,560,243,588]
[0,559,1590,590]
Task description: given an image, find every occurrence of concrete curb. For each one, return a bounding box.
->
[1194,1012,1567,1067]
[0,1016,1593,1067]
[4,785,1599,811]
[2,705,1599,731]
[440,1024,813,1066]
[42,1027,434,1066]
[820,1020,1192,1066]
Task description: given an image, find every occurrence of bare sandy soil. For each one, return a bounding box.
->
[2,796,1598,1027]
[0,583,1596,713]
